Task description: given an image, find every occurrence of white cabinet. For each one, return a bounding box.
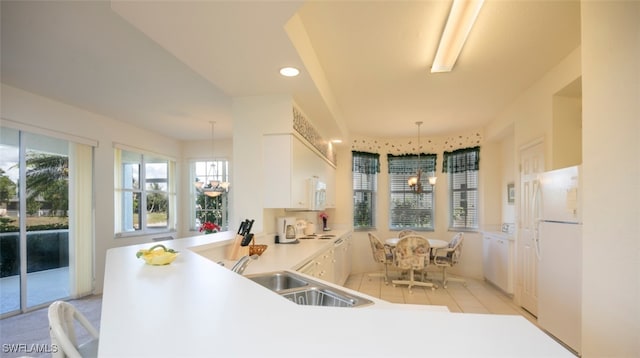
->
[332,235,352,285]
[263,133,335,210]
[483,232,514,294]
[298,246,334,281]
[297,234,352,286]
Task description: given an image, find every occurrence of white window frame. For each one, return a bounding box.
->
[352,151,379,231]
[190,159,230,232]
[114,147,176,237]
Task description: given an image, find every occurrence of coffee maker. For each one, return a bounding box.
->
[276,216,299,244]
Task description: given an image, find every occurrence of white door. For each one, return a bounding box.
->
[518,141,544,316]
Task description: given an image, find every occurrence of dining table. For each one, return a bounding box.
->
[385,237,449,250]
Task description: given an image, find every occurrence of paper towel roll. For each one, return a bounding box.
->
[304,223,316,235]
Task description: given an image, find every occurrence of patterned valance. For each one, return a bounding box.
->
[352,151,380,174]
[387,153,437,174]
[442,146,480,173]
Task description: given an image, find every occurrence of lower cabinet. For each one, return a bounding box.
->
[333,235,352,286]
[483,232,514,294]
[297,234,352,286]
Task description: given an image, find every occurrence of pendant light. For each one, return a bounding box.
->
[407,121,437,193]
[199,121,230,197]
[408,121,424,194]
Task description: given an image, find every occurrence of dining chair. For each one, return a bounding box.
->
[391,235,437,292]
[433,232,466,288]
[367,232,394,284]
[397,230,417,238]
[48,300,99,358]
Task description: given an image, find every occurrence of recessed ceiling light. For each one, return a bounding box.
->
[331,139,343,144]
[279,67,300,77]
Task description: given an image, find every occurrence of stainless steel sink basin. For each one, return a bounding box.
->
[246,271,308,292]
[245,271,373,308]
[281,287,369,307]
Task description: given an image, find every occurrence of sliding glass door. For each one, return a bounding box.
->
[0,127,21,315]
[0,128,76,315]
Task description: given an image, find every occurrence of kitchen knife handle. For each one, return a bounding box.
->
[237,220,246,235]
[241,233,254,247]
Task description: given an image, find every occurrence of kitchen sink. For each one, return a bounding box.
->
[245,271,373,308]
[281,287,367,307]
[246,271,309,292]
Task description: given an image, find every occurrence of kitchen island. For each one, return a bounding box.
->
[99,230,573,357]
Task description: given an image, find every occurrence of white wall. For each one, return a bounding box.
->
[1,84,183,294]
[501,134,516,224]
[581,2,640,356]
[231,94,294,236]
[552,94,582,169]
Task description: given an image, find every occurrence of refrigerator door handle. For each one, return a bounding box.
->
[531,179,542,261]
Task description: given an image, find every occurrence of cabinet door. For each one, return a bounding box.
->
[324,160,337,208]
[291,136,313,208]
[263,134,309,209]
[298,259,316,277]
[315,248,334,282]
[483,235,496,283]
[494,237,509,291]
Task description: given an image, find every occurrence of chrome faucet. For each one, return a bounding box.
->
[230,254,259,274]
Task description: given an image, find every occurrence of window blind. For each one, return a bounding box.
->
[387,153,437,231]
[352,151,379,230]
[444,147,480,230]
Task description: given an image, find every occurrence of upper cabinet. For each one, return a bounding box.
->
[263,133,336,210]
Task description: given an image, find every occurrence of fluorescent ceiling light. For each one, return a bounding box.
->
[431,0,484,73]
[279,67,300,77]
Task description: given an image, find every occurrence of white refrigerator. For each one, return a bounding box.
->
[534,165,582,354]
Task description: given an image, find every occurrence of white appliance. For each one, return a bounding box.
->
[308,177,326,211]
[276,216,298,244]
[533,165,582,354]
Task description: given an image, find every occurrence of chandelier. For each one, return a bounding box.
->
[407,121,437,193]
[195,121,230,197]
[407,121,424,193]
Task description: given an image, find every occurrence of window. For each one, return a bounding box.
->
[388,153,437,231]
[352,151,379,231]
[115,148,175,236]
[191,160,229,232]
[443,146,480,230]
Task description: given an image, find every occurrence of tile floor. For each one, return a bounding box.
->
[344,271,537,326]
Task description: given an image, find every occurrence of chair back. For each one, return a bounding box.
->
[448,233,464,264]
[48,301,99,358]
[398,230,417,238]
[393,235,431,270]
[368,233,392,263]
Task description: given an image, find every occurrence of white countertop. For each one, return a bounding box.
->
[99,230,573,357]
[483,230,516,241]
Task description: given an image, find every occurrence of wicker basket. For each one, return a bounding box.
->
[249,244,268,256]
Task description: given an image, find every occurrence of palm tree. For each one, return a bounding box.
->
[0,168,17,209]
[24,153,69,216]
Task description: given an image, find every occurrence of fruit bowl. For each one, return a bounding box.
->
[136,244,179,265]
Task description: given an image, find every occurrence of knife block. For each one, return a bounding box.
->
[226,234,249,260]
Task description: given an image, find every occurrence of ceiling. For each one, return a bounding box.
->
[1,0,581,142]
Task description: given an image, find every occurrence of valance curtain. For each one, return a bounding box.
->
[387,153,437,174]
[442,146,480,173]
[352,151,380,174]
